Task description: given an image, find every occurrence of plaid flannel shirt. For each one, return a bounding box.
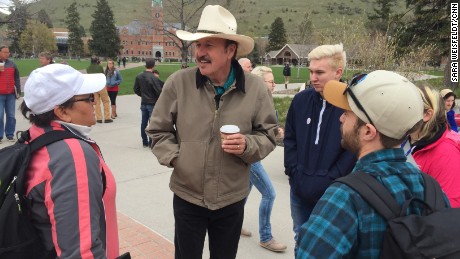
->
[296,148,429,259]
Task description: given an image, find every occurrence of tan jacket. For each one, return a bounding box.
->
[146,61,277,210]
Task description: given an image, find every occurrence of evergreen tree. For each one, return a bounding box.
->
[268,17,287,51]
[7,0,31,55]
[365,0,398,34]
[65,1,84,58]
[37,9,53,28]
[398,0,449,57]
[88,0,121,58]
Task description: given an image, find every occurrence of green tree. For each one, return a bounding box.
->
[247,43,260,64]
[65,1,84,58]
[365,0,398,34]
[88,0,121,57]
[268,17,287,51]
[19,20,57,55]
[37,9,53,28]
[397,0,451,86]
[6,0,31,55]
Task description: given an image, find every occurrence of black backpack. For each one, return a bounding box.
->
[0,130,77,259]
[336,172,460,259]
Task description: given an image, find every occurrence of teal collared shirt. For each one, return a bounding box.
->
[209,66,235,95]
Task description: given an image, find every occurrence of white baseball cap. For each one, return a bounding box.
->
[24,64,106,115]
[323,70,424,139]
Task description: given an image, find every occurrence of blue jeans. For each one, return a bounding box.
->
[140,104,154,145]
[290,189,315,254]
[249,161,276,243]
[0,94,16,139]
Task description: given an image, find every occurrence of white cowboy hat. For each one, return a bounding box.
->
[176,5,254,56]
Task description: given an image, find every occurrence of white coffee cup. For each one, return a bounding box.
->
[220,125,240,141]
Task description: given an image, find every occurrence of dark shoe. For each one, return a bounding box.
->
[143,143,149,148]
[241,228,252,237]
[105,119,113,123]
[260,238,287,252]
[111,116,116,119]
[0,139,2,144]
[97,120,103,123]
[7,136,15,142]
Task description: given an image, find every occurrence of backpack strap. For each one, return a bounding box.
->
[335,172,400,220]
[421,173,446,210]
[29,130,77,153]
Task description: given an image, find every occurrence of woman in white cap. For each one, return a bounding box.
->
[440,88,458,132]
[20,64,120,258]
[409,85,460,208]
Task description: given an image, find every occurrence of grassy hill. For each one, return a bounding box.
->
[27,0,407,38]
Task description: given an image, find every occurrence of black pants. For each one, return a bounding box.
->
[173,195,245,259]
[107,91,118,105]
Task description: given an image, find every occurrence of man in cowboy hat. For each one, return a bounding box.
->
[146,5,277,259]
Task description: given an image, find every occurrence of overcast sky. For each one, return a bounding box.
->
[0,0,11,14]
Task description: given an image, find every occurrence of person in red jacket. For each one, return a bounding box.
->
[0,46,20,143]
[21,64,120,258]
[408,84,460,208]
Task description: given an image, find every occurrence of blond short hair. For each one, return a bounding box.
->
[251,66,272,78]
[308,43,346,70]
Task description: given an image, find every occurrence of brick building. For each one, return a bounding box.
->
[117,0,187,62]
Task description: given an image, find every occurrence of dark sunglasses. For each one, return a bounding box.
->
[69,94,95,104]
[343,73,374,125]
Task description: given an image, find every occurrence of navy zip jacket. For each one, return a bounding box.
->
[284,88,356,203]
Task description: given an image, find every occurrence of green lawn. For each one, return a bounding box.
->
[271,66,310,84]
[118,63,186,95]
[15,59,450,121]
[14,58,92,77]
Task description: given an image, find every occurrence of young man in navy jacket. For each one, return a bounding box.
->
[284,43,356,253]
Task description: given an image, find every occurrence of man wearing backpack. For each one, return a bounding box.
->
[296,70,452,258]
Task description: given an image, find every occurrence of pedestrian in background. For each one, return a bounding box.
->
[242,65,287,252]
[146,5,277,259]
[283,62,291,89]
[133,58,162,148]
[38,51,54,66]
[440,88,458,132]
[153,69,164,87]
[105,58,123,119]
[87,56,112,123]
[238,57,253,72]
[0,45,20,143]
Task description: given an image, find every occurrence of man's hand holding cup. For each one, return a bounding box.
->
[220,125,246,155]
